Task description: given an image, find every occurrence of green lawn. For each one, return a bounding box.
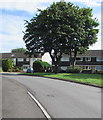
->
[20,73,103,87]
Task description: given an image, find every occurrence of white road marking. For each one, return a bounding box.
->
[27,91,52,120]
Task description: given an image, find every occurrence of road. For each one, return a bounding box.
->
[1,73,101,118]
[2,75,45,118]
[0,75,2,119]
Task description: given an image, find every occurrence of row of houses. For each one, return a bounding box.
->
[0,50,103,72]
[60,50,103,72]
[0,52,42,72]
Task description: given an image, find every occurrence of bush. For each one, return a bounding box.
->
[18,67,23,70]
[94,70,103,74]
[42,61,51,72]
[2,59,14,72]
[82,69,92,73]
[12,66,23,72]
[0,67,3,72]
[59,70,67,73]
[66,66,81,73]
[33,60,43,72]
[33,60,51,72]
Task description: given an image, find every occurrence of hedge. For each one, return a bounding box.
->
[66,66,81,73]
[33,60,51,72]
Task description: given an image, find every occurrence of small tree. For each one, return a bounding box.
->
[2,59,14,72]
[11,48,26,53]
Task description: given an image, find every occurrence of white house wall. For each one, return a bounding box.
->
[42,52,52,65]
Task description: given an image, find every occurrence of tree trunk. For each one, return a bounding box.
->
[54,63,58,74]
[71,50,77,69]
[49,52,62,74]
[69,50,77,69]
[72,58,76,69]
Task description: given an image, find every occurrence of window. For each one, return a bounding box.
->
[76,57,83,61]
[85,66,91,70]
[23,65,30,69]
[32,58,35,61]
[61,57,69,61]
[95,66,103,70]
[26,58,29,61]
[96,57,103,61]
[85,57,91,61]
[17,58,23,62]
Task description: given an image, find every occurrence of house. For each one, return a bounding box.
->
[0,52,42,72]
[60,50,103,72]
[0,50,103,72]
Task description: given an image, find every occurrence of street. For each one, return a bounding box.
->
[0,75,2,119]
[2,75,45,118]
[1,73,101,118]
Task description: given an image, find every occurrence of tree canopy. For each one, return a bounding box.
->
[11,48,26,53]
[23,1,99,73]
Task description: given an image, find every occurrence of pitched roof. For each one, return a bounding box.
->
[0,50,102,59]
[0,53,42,59]
[77,50,103,57]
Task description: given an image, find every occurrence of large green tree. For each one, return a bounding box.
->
[65,7,99,67]
[23,1,99,73]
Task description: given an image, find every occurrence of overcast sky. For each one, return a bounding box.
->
[0,0,102,53]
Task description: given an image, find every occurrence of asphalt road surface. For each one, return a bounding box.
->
[2,75,45,118]
[0,76,2,119]
[2,74,101,118]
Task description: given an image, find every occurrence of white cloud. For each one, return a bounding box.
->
[0,14,26,52]
[0,0,59,13]
[0,33,26,52]
[0,0,102,13]
[67,0,102,7]
[0,0,101,52]
[89,35,101,50]
[0,14,24,37]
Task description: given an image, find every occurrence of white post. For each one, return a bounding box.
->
[29,58,32,67]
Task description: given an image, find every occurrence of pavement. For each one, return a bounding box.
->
[1,74,101,118]
[2,76,45,118]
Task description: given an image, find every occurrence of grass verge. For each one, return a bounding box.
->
[20,73,103,87]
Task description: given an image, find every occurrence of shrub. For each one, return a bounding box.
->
[42,61,51,72]
[2,59,14,72]
[33,60,51,72]
[66,66,81,73]
[33,60,43,72]
[12,67,20,72]
[0,67,3,72]
[82,69,92,73]
[18,67,23,72]
[94,70,103,74]
[59,70,67,73]
[18,67,23,70]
